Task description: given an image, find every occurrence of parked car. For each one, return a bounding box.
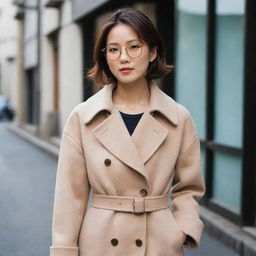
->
[0,95,15,121]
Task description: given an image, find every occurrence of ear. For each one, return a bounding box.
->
[149,46,157,62]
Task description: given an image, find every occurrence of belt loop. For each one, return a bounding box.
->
[133,197,145,214]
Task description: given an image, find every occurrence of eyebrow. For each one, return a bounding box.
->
[106,39,140,46]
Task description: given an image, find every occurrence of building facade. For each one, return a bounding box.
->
[0,0,19,116]
[9,0,256,253]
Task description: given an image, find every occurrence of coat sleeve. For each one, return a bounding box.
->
[171,107,205,250]
[50,109,91,256]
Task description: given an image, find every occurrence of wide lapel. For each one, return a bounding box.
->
[131,81,178,164]
[93,106,151,189]
[131,111,168,164]
[85,81,178,192]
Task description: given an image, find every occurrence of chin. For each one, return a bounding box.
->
[116,75,144,85]
[118,78,137,84]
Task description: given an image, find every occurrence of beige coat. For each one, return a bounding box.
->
[50,81,205,256]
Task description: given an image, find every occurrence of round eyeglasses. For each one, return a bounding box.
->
[101,43,143,60]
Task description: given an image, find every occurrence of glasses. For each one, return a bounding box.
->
[101,43,143,60]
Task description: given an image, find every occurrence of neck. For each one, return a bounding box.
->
[113,78,151,107]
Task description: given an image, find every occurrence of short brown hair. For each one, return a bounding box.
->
[86,7,173,87]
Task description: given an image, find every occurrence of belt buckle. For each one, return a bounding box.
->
[133,197,145,214]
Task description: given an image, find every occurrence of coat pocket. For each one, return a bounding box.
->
[167,210,186,246]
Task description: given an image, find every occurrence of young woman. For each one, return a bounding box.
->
[50,7,205,256]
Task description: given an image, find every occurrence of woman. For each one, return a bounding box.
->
[50,7,205,256]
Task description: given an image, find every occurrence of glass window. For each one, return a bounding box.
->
[214,0,245,148]
[212,152,242,214]
[175,0,207,140]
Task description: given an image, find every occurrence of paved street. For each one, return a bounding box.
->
[0,122,239,256]
[0,122,57,256]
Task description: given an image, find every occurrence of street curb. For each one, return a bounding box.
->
[7,123,256,256]
[8,123,59,159]
[200,206,256,256]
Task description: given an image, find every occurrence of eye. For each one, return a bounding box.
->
[107,47,119,53]
[129,44,141,49]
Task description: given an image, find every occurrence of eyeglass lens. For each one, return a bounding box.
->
[105,43,142,60]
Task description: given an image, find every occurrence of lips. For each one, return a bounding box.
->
[119,67,134,71]
[119,67,133,74]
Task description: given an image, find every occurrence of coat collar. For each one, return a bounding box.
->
[82,81,179,193]
[83,80,178,126]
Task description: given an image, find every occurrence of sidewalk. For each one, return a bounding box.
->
[184,232,239,256]
[4,122,256,256]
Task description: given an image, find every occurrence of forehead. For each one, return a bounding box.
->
[106,23,141,45]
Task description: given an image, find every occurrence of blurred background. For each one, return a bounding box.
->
[0,0,255,255]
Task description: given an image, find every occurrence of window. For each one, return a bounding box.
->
[212,0,245,214]
[175,0,207,176]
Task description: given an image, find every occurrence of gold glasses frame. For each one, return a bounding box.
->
[101,42,144,60]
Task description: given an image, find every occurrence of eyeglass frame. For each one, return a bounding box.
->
[101,42,144,60]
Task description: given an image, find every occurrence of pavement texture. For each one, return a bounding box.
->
[0,122,57,256]
[0,121,240,256]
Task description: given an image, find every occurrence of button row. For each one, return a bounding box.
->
[104,158,148,197]
[111,238,142,247]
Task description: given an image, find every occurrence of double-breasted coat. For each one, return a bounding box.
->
[50,81,205,256]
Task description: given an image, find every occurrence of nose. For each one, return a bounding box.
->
[119,47,130,62]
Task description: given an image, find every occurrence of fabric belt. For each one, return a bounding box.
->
[91,193,169,214]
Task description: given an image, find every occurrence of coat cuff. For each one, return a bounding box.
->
[174,214,204,250]
[50,246,78,256]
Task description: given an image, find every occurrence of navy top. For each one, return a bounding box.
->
[120,111,144,135]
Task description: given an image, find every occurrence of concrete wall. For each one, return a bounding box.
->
[15,19,26,125]
[40,35,55,138]
[24,0,38,69]
[0,0,18,108]
[58,0,83,132]
[42,6,59,35]
[72,0,107,21]
[59,23,83,132]
[39,0,83,136]
[40,2,60,138]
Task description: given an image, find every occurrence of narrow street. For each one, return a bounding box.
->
[0,122,56,256]
[0,122,238,256]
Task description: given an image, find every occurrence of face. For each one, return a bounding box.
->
[105,23,157,86]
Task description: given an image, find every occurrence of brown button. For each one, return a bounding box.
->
[104,158,111,166]
[111,238,118,246]
[136,239,142,247]
[140,189,147,197]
